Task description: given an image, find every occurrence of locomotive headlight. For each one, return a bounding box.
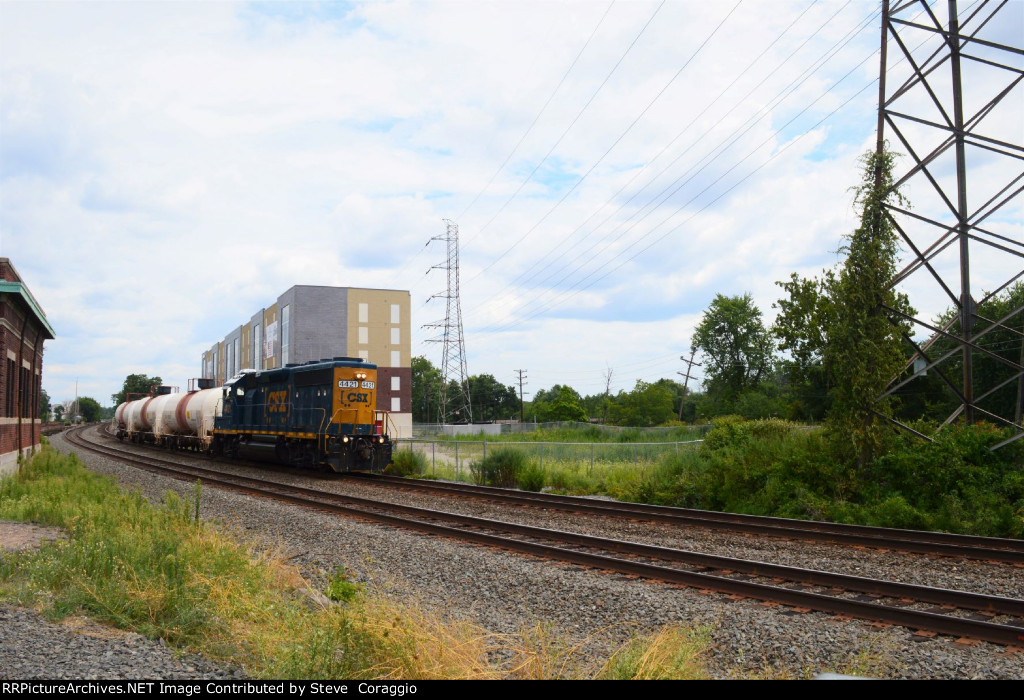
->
[342,436,350,443]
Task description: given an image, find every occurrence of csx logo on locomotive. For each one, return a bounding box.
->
[267,390,289,413]
[346,392,370,403]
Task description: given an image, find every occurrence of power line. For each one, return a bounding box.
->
[499,0,827,296]
[456,1,617,228]
[470,1,952,336]
[472,13,888,334]
[461,0,669,251]
[394,2,615,294]
[480,72,883,337]
[465,0,744,282]
[462,1,877,323]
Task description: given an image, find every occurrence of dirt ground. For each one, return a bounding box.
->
[0,521,64,553]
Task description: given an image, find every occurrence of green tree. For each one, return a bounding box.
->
[533,385,588,423]
[112,373,163,407]
[39,388,51,421]
[411,356,443,423]
[606,380,675,426]
[77,397,103,422]
[826,149,910,466]
[53,404,64,422]
[692,293,775,402]
[467,374,519,422]
[772,271,837,420]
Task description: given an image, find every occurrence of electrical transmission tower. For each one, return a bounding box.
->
[876,0,1023,449]
[423,219,473,425]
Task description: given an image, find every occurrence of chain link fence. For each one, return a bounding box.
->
[412,421,712,438]
[392,437,704,482]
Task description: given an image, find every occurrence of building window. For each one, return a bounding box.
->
[359,327,368,344]
[234,338,240,375]
[5,359,15,417]
[390,328,400,344]
[359,350,368,360]
[391,397,401,412]
[20,366,31,418]
[391,304,400,323]
[390,350,400,367]
[282,305,290,365]
[265,321,277,363]
[391,376,400,391]
[254,324,262,370]
[359,303,368,323]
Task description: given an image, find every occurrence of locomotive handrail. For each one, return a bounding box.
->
[313,407,328,436]
[375,410,396,438]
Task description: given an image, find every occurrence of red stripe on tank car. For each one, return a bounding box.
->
[139,398,155,431]
[175,393,194,435]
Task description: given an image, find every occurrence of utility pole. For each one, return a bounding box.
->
[514,369,528,424]
[677,350,701,421]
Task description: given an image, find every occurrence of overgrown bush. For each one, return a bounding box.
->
[471,448,528,488]
[386,449,426,477]
[518,463,546,492]
[325,568,360,603]
[613,416,1023,537]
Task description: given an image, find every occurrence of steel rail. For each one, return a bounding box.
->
[350,473,1024,563]
[65,427,1024,646]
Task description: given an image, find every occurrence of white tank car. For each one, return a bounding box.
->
[178,388,223,447]
[124,398,150,434]
[114,387,223,450]
[155,392,189,438]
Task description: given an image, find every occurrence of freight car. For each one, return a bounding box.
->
[113,357,393,472]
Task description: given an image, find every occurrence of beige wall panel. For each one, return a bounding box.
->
[240,322,252,370]
[346,289,411,368]
[263,304,279,370]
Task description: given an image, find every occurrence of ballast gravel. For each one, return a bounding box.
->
[0,607,246,680]
[2,431,1020,680]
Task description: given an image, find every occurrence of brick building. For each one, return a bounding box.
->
[1,259,56,475]
[201,285,412,437]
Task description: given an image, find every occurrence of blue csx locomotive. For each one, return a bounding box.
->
[213,357,394,471]
[115,357,393,472]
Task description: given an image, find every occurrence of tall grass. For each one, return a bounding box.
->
[393,442,696,495]
[435,423,708,444]
[402,417,1021,537]
[0,447,716,679]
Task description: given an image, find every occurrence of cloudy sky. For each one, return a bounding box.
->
[2,0,1021,408]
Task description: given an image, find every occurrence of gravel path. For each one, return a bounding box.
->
[3,431,1020,680]
[0,607,246,680]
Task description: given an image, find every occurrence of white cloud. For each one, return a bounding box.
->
[2,0,1018,406]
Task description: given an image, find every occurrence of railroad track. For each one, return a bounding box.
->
[65,425,1024,646]
[349,473,1024,565]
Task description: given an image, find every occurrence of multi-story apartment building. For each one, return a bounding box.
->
[201,285,412,438]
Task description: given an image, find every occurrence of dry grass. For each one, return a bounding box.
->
[1,447,717,680]
[596,625,712,680]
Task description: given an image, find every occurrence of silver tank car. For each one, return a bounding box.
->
[114,385,223,450]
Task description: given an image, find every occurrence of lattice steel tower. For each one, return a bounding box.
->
[876,0,1023,449]
[424,219,473,424]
